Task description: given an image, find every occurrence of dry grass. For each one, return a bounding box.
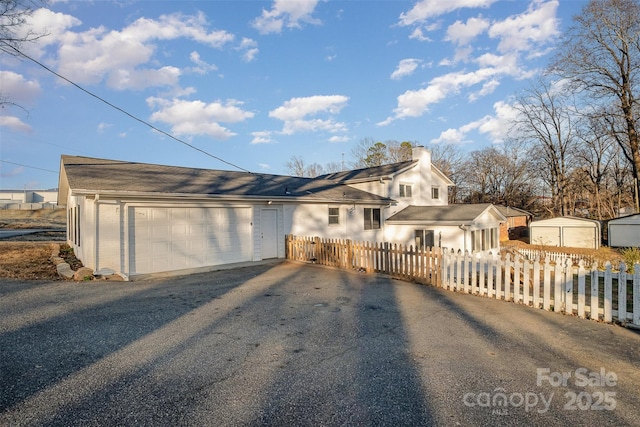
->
[0,242,62,280]
[0,208,66,229]
[502,239,624,267]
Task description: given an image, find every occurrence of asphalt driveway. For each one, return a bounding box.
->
[1,261,639,426]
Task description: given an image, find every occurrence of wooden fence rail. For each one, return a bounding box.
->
[285,235,442,286]
[285,235,640,328]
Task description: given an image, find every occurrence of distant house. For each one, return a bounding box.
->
[494,205,533,241]
[57,147,503,278]
[529,216,601,249]
[607,214,640,248]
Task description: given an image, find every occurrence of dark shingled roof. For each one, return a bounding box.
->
[386,204,497,223]
[494,205,533,218]
[317,160,416,182]
[60,155,392,203]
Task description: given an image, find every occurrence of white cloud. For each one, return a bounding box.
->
[238,38,259,62]
[430,100,518,144]
[390,58,422,80]
[147,97,254,139]
[399,0,497,26]
[488,0,559,54]
[0,71,41,106]
[0,115,32,133]
[97,122,112,133]
[445,16,489,46]
[269,95,349,135]
[379,69,498,125]
[252,0,321,35]
[0,164,25,178]
[259,163,271,170]
[251,131,276,144]
[468,79,500,102]
[189,51,218,74]
[37,11,236,91]
[329,135,350,143]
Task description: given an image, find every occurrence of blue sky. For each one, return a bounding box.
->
[1,0,587,189]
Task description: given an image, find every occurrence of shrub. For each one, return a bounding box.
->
[621,247,640,269]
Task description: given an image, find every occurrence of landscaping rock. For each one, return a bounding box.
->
[73,267,95,281]
[56,263,74,280]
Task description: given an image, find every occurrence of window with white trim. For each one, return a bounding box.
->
[431,186,440,200]
[328,207,340,225]
[399,183,412,198]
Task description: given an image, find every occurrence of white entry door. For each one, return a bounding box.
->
[261,209,278,259]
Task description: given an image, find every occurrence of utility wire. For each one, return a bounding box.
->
[0,159,58,173]
[2,41,253,174]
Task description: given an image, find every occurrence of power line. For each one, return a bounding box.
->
[2,41,252,174]
[0,159,58,173]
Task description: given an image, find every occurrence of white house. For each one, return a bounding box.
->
[385,204,506,254]
[57,147,504,277]
[608,214,640,247]
[529,216,601,249]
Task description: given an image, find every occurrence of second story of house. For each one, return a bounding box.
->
[318,146,454,212]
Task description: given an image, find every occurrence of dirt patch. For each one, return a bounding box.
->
[0,208,66,229]
[0,242,82,281]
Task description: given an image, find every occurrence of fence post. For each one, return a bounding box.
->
[543,259,551,311]
[554,261,563,313]
[346,239,353,270]
[604,262,613,323]
[532,259,540,309]
[503,253,512,301]
[577,260,586,319]
[618,262,627,323]
[384,242,390,276]
[633,263,640,326]
[590,262,599,321]
[564,258,573,315]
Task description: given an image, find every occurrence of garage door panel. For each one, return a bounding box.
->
[563,227,596,248]
[531,226,560,246]
[129,206,252,275]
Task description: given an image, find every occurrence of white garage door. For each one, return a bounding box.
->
[531,226,560,246]
[129,206,252,274]
[563,227,597,249]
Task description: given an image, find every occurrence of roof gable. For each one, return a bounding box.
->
[386,204,506,224]
[59,155,392,203]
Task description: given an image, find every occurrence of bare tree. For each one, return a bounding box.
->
[1,0,49,109]
[457,143,537,210]
[551,0,640,211]
[513,79,578,216]
[0,0,47,56]
[427,143,465,203]
[387,140,413,163]
[285,155,307,177]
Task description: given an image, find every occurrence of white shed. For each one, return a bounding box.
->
[608,214,640,248]
[529,216,601,249]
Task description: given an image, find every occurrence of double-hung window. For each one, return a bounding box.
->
[431,186,440,200]
[399,183,412,198]
[364,208,381,230]
[328,207,340,225]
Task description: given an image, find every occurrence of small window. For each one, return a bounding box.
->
[364,208,381,230]
[328,207,340,225]
[399,183,412,198]
[415,230,435,250]
[431,186,440,200]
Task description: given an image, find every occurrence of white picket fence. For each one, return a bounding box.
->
[511,247,595,266]
[441,251,640,327]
